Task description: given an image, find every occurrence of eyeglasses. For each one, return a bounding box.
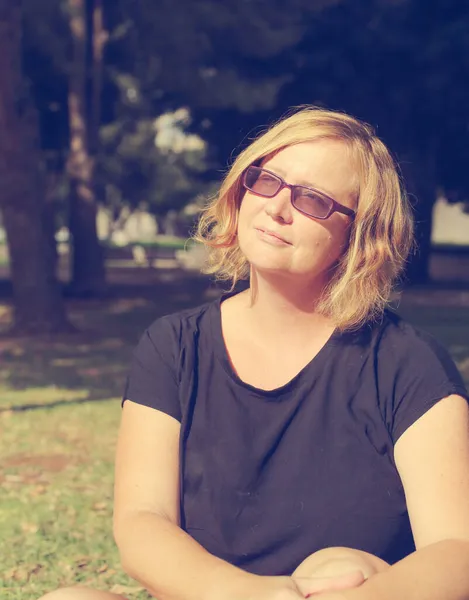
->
[242,165,356,221]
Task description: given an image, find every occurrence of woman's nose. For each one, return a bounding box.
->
[264,187,293,223]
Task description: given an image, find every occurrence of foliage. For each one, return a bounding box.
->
[22,0,469,202]
[98,108,215,215]
[107,0,341,112]
[17,0,469,283]
[279,0,469,196]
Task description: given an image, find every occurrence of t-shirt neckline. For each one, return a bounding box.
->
[209,289,341,398]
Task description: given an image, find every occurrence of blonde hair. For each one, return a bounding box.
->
[194,106,414,331]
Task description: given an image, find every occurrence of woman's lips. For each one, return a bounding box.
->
[255,227,291,245]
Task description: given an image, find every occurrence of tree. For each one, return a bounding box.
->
[141,0,467,283]
[97,108,214,218]
[0,2,70,334]
[66,0,106,295]
[108,0,340,115]
[273,0,469,283]
[21,0,108,296]
[22,0,469,285]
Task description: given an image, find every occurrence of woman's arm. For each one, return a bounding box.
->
[317,394,469,600]
[114,401,261,600]
[316,539,469,600]
[115,508,260,600]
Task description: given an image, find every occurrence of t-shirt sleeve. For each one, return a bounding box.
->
[122,317,182,422]
[378,323,469,444]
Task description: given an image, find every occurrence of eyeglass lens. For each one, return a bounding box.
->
[244,166,332,218]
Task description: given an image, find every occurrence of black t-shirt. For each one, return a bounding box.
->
[122,291,468,576]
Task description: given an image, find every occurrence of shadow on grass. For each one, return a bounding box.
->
[0,395,120,413]
[0,275,224,412]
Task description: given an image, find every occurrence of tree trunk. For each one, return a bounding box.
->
[89,0,105,155]
[67,0,106,296]
[44,170,60,271]
[0,2,71,334]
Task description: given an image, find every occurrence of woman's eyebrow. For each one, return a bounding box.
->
[266,165,335,197]
[267,165,315,188]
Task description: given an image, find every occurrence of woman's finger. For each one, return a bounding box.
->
[294,570,366,597]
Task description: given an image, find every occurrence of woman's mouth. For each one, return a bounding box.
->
[255,228,291,245]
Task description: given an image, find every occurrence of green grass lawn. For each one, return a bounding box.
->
[1,288,468,599]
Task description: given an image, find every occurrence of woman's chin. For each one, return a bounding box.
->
[249,258,291,274]
[249,260,330,287]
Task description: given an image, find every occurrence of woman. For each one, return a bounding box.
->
[41,107,469,600]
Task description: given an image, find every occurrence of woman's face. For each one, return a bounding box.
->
[237,139,358,286]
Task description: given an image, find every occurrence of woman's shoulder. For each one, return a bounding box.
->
[338,308,462,381]
[371,309,466,392]
[336,309,435,353]
[365,310,468,444]
[376,309,451,359]
[128,295,221,389]
[123,298,221,419]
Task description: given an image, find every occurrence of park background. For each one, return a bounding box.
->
[1,1,469,598]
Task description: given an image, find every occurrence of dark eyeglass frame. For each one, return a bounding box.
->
[242,165,356,221]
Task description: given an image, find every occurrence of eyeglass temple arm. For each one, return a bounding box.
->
[335,203,356,218]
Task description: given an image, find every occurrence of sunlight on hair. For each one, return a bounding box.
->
[194,106,414,331]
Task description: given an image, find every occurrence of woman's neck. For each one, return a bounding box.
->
[241,271,335,342]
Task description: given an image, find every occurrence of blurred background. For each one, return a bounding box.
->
[1,1,469,598]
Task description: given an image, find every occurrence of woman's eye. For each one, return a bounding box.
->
[259,176,277,185]
[304,192,327,204]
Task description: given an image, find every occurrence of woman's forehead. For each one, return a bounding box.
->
[261,140,360,200]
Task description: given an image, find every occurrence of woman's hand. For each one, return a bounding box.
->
[292,546,390,596]
[210,574,304,600]
[294,570,365,597]
[218,572,363,600]
[212,546,384,600]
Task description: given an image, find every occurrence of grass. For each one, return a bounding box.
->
[1,401,130,599]
[0,286,468,599]
[0,285,214,600]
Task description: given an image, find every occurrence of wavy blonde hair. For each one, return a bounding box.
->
[194,106,414,331]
